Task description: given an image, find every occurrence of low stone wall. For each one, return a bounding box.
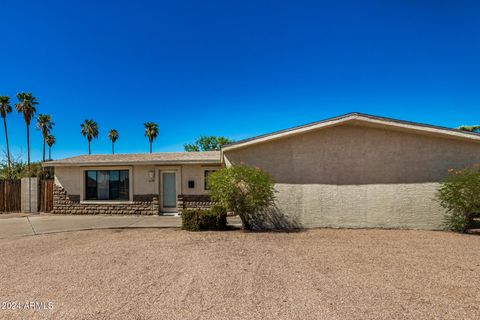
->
[177,194,212,210]
[53,185,159,215]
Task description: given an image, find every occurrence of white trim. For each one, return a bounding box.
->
[80,201,134,205]
[80,166,133,202]
[158,167,181,214]
[44,159,220,167]
[222,114,480,152]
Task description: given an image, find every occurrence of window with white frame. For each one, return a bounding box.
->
[85,170,129,200]
[204,170,217,190]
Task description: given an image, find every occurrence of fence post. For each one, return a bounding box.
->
[21,177,39,213]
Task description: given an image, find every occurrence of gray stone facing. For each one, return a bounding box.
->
[53,185,159,215]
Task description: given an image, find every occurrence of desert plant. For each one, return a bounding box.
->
[80,119,99,155]
[181,206,227,231]
[15,92,38,172]
[144,122,158,153]
[208,165,275,230]
[0,156,53,180]
[108,129,119,154]
[436,166,480,232]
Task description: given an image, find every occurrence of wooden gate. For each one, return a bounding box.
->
[39,180,54,213]
[0,180,21,212]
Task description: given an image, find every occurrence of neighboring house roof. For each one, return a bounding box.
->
[43,151,221,167]
[222,112,480,152]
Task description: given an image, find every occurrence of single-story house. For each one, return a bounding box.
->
[45,152,221,215]
[45,113,480,229]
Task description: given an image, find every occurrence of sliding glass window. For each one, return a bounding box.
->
[85,170,129,200]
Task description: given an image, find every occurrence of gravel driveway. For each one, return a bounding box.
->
[0,229,479,320]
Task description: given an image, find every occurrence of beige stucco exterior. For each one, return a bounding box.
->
[223,122,480,229]
[54,164,221,213]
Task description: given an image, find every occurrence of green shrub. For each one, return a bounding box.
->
[436,166,480,232]
[208,165,275,230]
[181,206,227,231]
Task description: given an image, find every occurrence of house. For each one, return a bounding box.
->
[44,113,480,229]
[221,113,480,229]
[45,152,221,215]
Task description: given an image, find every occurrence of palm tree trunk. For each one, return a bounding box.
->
[42,138,46,162]
[49,146,51,160]
[112,142,114,154]
[88,140,91,155]
[149,141,152,153]
[3,117,11,176]
[27,125,31,171]
[27,124,31,213]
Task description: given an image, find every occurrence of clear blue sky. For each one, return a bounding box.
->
[1,0,479,161]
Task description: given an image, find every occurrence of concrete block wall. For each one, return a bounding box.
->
[21,177,38,213]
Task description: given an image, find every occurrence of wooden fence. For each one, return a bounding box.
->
[0,180,21,212]
[0,179,54,213]
[39,179,54,213]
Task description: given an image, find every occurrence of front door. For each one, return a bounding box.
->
[161,171,177,213]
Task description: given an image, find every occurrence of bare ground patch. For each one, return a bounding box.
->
[0,229,479,320]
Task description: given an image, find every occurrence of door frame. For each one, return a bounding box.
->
[159,168,180,214]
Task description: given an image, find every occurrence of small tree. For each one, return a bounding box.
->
[184,135,233,152]
[436,166,480,232]
[208,165,275,230]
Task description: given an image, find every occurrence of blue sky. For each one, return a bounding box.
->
[0,0,479,161]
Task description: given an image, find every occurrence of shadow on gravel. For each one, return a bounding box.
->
[247,205,304,233]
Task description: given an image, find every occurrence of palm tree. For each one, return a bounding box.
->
[108,129,119,154]
[144,122,158,153]
[80,119,99,155]
[15,92,38,173]
[46,135,56,160]
[0,96,12,174]
[36,114,54,162]
[458,125,480,133]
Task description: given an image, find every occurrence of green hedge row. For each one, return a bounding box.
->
[181,206,227,231]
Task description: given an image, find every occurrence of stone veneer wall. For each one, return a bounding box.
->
[53,185,159,215]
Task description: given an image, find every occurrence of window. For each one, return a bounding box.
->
[85,170,129,200]
[204,170,217,190]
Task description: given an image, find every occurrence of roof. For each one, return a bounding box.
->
[43,151,221,167]
[222,112,480,152]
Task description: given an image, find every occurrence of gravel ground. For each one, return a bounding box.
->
[0,229,479,320]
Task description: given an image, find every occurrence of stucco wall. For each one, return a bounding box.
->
[182,165,221,195]
[53,163,220,214]
[55,167,82,195]
[223,123,480,229]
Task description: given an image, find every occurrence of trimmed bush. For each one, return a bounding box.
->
[436,166,480,232]
[181,206,227,231]
[208,165,275,230]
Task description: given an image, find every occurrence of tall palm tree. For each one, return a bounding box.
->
[80,119,99,155]
[46,134,56,160]
[15,92,38,173]
[108,129,119,154]
[144,122,158,153]
[458,125,480,133]
[0,96,12,174]
[36,114,54,162]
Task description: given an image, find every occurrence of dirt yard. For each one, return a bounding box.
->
[0,228,479,320]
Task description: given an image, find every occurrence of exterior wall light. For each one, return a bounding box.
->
[148,170,155,182]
